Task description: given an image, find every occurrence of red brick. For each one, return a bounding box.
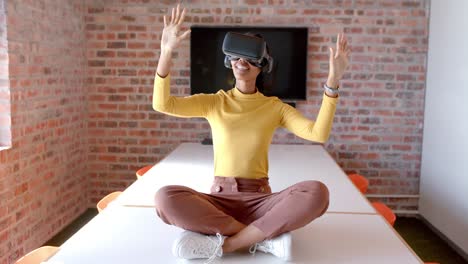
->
[362,135,380,142]
[392,144,412,151]
[107,42,126,49]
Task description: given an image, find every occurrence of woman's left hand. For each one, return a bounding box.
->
[327,33,350,88]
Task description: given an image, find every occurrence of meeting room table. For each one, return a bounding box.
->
[46,143,423,264]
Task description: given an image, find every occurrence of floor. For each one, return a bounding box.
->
[394,217,468,264]
[45,209,467,264]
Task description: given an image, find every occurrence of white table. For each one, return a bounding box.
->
[116,143,376,214]
[47,206,423,264]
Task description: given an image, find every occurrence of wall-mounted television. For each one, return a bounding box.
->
[190,26,308,101]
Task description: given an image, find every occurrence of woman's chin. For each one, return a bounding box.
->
[233,73,254,81]
[233,70,249,77]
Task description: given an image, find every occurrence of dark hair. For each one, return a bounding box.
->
[255,72,265,93]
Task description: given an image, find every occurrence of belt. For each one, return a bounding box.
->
[210,176,272,194]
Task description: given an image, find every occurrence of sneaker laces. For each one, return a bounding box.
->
[204,233,224,264]
[249,243,258,254]
[249,239,273,254]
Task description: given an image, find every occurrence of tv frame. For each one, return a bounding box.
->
[189,26,308,102]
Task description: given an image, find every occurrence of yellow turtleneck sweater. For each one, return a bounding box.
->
[153,74,338,179]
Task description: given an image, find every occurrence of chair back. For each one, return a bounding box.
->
[97,191,123,213]
[348,173,369,194]
[136,165,153,179]
[372,202,397,226]
[15,246,59,264]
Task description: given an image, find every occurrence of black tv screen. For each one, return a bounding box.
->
[190,26,308,101]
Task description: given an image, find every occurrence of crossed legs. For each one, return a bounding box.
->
[154,180,329,254]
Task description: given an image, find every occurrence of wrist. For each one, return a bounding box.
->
[160,48,173,57]
[323,82,339,98]
[326,77,339,89]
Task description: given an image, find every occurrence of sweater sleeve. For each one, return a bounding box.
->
[152,73,218,118]
[279,93,338,143]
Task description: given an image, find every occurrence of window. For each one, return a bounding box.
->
[0,1,11,150]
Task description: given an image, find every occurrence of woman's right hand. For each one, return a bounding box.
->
[161,4,191,53]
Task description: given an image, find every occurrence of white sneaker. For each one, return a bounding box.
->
[172,231,225,263]
[249,232,292,261]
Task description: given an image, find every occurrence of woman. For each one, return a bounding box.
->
[153,4,350,263]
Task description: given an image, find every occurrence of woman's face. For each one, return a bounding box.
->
[231,58,261,82]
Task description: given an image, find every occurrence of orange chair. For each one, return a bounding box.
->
[136,165,153,179]
[347,173,369,194]
[372,202,396,226]
[96,191,123,213]
[15,246,59,264]
[348,173,397,226]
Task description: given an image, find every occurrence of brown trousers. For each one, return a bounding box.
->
[154,176,329,239]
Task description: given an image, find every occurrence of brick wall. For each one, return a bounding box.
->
[0,0,429,261]
[0,0,88,263]
[85,0,429,211]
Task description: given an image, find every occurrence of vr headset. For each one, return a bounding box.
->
[222,32,274,73]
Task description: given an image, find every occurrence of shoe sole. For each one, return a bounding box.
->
[172,231,194,258]
[281,233,292,261]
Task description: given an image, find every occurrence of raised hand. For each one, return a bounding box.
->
[161,4,191,53]
[327,33,350,88]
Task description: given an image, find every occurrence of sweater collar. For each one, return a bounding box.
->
[232,87,263,99]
